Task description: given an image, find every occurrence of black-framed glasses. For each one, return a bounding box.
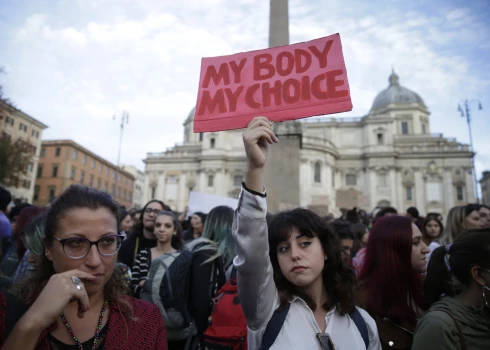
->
[144,208,161,215]
[53,234,124,259]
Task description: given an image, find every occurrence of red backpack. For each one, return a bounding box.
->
[203,268,247,350]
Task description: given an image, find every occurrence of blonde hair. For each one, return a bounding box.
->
[440,206,465,244]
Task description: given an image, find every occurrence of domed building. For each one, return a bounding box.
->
[143,71,475,216]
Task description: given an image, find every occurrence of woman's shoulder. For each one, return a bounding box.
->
[126,296,160,318]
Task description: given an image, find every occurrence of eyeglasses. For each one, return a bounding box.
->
[53,234,124,259]
[144,208,161,215]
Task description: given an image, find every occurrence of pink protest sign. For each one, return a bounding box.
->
[193,33,352,132]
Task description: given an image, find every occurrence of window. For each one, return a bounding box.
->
[422,123,426,134]
[123,189,127,200]
[455,169,461,176]
[99,163,102,173]
[40,148,46,157]
[208,175,214,187]
[34,185,40,201]
[37,165,43,178]
[117,187,121,198]
[456,186,464,201]
[314,162,321,183]
[210,138,216,148]
[129,191,133,202]
[48,186,56,202]
[31,129,39,138]
[52,165,58,178]
[406,186,413,201]
[5,116,14,126]
[104,182,108,191]
[80,171,85,184]
[233,175,242,186]
[72,150,77,160]
[401,121,409,135]
[71,167,76,180]
[91,160,95,169]
[27,163,33,172]
[106,167,109,176]
[23,180,31,189]
[151,187,156,199]
[19,123,27,132]
[82,154,87,164]
[97,178,101,189]
[112,184,116,196]
[346,174,357,186]
[55,147,61,157]
[89,175,94,187]
[377,133,384,145]
[113,170,116,180]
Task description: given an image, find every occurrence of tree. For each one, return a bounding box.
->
[0,135,35,187]
[0,66,33,188]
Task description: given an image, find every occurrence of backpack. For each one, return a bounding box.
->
[259,304,370,350]
[203,268,247,350]
[141,250,194,341]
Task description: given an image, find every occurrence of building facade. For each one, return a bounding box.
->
[35,140,135,208]
[0,100,48,203]
[120,164,145,209]
[481,171,490,205]
[143,72,475,216]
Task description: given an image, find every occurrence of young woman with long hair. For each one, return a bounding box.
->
[356,215,430,349]
[412,229,490,349]
[233,117,380,349]
[441,204,482,244]
[131,211,182,298]
[0,185,167,349]
[421,216,444,262]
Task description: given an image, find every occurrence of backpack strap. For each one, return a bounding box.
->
[132,236,140,266]
[260,303,291,350]
[350,307,369,349]
[441,310,467,350]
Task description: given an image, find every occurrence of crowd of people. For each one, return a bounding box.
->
[0,117,489,349]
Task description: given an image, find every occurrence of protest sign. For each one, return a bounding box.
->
[194,33,352,132]
[186,191,238,218]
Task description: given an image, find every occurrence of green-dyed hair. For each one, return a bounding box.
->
[201,206,235,267]
[22,211,47,257]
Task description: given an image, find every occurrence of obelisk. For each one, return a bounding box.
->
[269,0,289,48]
[265,0,302,213]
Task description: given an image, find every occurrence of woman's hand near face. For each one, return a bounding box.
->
[242,117,278,193]
[21,270,96,330]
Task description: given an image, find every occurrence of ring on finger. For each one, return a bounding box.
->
[71,276,83,290]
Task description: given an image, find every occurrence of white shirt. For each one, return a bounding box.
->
[233,188,381,350]
[427,241,441,262]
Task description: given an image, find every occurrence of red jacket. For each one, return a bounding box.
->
[0,293,168,349]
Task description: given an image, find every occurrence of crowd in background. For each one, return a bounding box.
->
[0,119,489,350]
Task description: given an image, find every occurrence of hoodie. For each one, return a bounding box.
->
[412,296,490,350]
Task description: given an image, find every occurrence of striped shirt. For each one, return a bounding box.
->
[131,248,152,297]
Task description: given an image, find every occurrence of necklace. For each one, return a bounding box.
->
[59,299,108,350]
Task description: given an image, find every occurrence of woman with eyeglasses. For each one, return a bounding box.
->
[233,118,381,350]
[413,229,490,350]
[0,185,168,349]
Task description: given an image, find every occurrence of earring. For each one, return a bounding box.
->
[483,286,489,308]
[324,256,328,261]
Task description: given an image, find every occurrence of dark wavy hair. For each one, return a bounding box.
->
[359,215,427,323]
[155,210,183,251]
[268,208,357,314]
[16,185,134,318]
[425,228,490,305]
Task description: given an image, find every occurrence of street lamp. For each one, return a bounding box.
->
[458,99,483,203]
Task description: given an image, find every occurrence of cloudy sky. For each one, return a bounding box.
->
[1,0,489,183]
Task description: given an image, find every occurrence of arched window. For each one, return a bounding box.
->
[314,162,321,183]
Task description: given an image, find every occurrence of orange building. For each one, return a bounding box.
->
[34,140,135,208]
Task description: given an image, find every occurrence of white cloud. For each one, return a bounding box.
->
[1,0,489,190]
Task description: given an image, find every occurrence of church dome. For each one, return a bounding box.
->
[371,71,426,111]
[184,107,195,125]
